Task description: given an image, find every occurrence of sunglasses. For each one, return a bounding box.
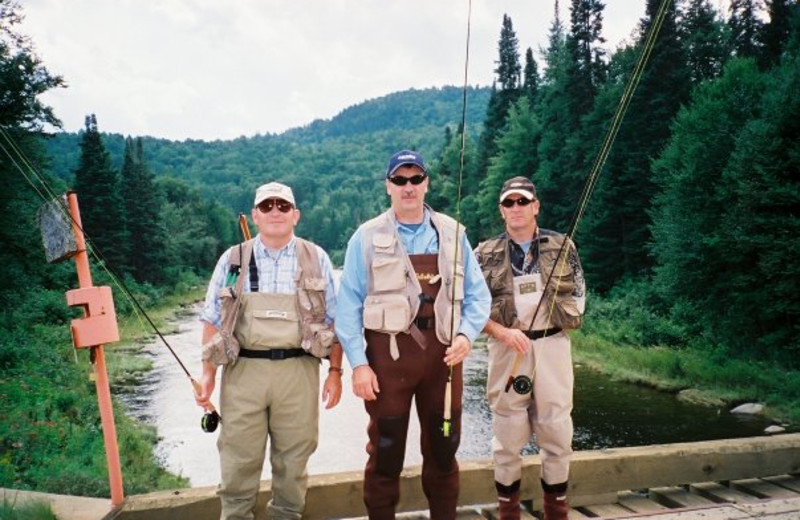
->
[388,174,427,186]
[257,199,294,213]
[500,198,534,208]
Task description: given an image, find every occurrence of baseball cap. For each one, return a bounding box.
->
[386,150,427,178]
[254,182,295,207]
[499,176,537,202]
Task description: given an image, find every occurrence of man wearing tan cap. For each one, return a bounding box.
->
[196,181,343,520]
[476,176,586,520]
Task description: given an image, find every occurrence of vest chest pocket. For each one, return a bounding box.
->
[363,293,410,333]
[298,277,327,318]
[371,256,407,293]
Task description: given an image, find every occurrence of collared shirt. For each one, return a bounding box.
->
[336,208,491,369]
[200,236,336,329]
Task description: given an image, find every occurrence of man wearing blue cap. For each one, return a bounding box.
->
[336,150,491,519]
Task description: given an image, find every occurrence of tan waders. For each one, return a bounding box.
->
[363,254,462,520]
[218,293,320,520]
[487,273,573,516]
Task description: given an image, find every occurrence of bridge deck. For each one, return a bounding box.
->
[2,434,799,520]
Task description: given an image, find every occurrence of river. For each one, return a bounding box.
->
[122,305,779,487]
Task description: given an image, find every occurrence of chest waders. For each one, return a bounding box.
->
[217,249,321,520]
[362,253,462,520]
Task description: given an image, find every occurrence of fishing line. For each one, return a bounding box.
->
[1,127,220,432]
[505,0,674,392]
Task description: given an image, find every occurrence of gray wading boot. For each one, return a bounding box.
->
[541,480,569,520]
[496,480,521,520]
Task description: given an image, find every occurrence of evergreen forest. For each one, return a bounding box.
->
[2,0,799,499]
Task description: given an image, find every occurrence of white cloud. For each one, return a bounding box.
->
[20,0,648,141]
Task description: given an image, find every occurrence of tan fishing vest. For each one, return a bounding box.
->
[361,207,466,354]
[203,237,334,365]
[476,230,582,331]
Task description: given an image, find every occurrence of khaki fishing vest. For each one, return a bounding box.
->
[203,237,334,365]
[476,230,582,331]
[361,207,466,349]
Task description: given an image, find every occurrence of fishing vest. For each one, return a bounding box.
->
[476,230,582,331]
[361,207,466,351]
[203,237,334,365]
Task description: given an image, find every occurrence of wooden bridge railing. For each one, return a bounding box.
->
[109,433,800,520]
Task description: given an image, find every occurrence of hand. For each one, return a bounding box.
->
[498,326,531,354]
[322,370,342,409]
[444,334,471,366]
[193,363,216,410]
[352,365,380,401]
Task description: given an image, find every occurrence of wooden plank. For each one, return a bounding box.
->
[730,478,799,499]
[481,505,536,520]
[578,502,633,517]
[734,496,800,517]
[649,486,717,508]
[615,506,750,520]
[617,490,669,513]
[456,508,489,519]
[763,474,800,493]
[690,481,760,503]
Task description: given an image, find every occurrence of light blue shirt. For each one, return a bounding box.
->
[336,208,491,368]
[201,236,336,328]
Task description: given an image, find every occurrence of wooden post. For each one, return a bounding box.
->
[64,191,125,507]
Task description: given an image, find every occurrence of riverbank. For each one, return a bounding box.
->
[572,330,799,426]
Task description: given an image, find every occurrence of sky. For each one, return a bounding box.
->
[19,1,687,142]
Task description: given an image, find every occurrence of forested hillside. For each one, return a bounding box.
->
[2,0,799,500]
[42,86,490,263]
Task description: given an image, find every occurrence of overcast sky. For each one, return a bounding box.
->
[20,1,678,141]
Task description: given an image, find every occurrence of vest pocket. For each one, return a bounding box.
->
[298,276,327,318]
[249,308,302,347]
[372,256,406,292]
[363,293,410,333]
[551,295,582,330]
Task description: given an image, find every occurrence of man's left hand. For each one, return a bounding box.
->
[322,371,342,409]
[444,334,471,366]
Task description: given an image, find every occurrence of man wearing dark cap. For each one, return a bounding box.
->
[476,176,586,520]
[336,150,490,519]
[196,181,343,520]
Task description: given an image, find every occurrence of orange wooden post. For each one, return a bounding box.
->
[63,191,125,507]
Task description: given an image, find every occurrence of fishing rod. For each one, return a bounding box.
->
[442,0,473,438]
[0,127,224,433]
[504,0,674,394]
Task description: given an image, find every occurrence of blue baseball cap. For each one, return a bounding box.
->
[386,150,427,178]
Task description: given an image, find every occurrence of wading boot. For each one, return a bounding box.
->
[541,480,569,520]
[496,480,521,520]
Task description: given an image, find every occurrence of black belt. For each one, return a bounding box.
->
[414,316,435,330]
[523,328,562,340]
[239,348,308,360]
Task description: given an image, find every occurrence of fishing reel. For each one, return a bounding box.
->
[504,374,533,395]
[201,410,221,433]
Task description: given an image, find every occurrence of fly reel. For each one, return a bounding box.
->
[201,410,221,433]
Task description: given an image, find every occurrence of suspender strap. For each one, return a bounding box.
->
[249,251,258,292]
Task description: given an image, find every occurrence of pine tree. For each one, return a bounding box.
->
[523,47,539,101]
[760,0,795,66]
[566,0,607,118]
[120,137,167,283]
[73,115,129,274]
[729,0,765,58]
[476,14,522,181]
[680,0,730,84]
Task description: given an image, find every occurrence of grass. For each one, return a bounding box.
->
[572,330,800,425]
[0,499,57,520]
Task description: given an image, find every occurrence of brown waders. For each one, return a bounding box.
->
[363,254,463,520]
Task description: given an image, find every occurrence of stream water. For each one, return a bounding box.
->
[118,304,783,487]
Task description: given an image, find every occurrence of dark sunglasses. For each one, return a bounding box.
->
[257,199,294,213]
[388,174,427,186]
[500,197,534,208]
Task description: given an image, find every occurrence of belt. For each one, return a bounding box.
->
[414,316,435,330]
[523,327,562,340]
[239,348,308,360]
